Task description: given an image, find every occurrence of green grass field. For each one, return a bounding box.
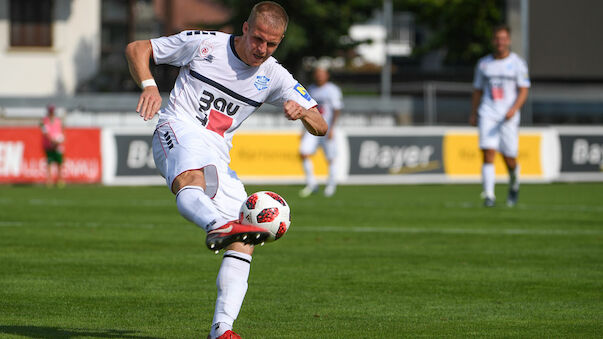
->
[0,183,601,338]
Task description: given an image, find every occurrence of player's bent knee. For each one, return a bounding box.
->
[172,170,207,194]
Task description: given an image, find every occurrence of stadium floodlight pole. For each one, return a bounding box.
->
[380,0,393,103]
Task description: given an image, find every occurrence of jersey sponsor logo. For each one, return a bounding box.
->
[294,83,312,101]
[491,86,504,101]
[197,90,237,136]
[206,108,233,137]
[254,75,270,91]
[198,90,240,116]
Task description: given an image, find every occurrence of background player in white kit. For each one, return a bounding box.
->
[125,2,327,338]
[299,67,343,197]
[470,24,530,207]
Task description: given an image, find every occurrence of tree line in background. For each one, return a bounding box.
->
[92,0,504,92]
[220,0,503,72]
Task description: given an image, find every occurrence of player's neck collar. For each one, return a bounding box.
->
[229,35,248,66]
[494,51,511,60]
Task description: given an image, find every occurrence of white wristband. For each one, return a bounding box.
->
[141,79,157,89]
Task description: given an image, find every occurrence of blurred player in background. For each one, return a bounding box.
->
[125,2,326,338]
[299,67,342,198]
[40,104,65,187]
[470,24,530,207]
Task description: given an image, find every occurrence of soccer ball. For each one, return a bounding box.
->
[239,191,291,241]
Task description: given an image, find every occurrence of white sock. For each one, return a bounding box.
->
[211,250,252,338]
[302,158,316,188]
[209,322,231,339]
[509,164,520,191]
[482,163,495,199]
[326,160,337,188]
[176,186,226,232]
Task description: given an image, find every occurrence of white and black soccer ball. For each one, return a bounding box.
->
[239,191,291,241]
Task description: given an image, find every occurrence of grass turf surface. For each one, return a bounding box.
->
[0,183,601,338]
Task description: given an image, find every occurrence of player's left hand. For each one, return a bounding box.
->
[284,100,304,120]
[505,108,517,120]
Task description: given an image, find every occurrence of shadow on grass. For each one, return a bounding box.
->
[0,325,163,338]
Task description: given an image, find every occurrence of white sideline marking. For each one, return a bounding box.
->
[443,201,603,212]
[297,226,603,236]
[0,221,25,227]
[0,221,162,228]
[23,198,171,207]
[1,221,600,236]
[3,198,601,213]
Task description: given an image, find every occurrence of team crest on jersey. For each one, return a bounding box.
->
[199,40,215,62]
[294,83,312,101]
[254,76,270,91]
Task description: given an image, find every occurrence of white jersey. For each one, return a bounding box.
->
[473,52,530,119]
[307,82,343,128]
[151,30,317,163]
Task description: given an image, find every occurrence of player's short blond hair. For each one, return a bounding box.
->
[247,1,288,33]
[493,24,511,35]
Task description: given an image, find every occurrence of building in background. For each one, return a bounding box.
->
[0,0,232,97]
[97,0,231,92]
[0,0,101,96]
[0,0,601,126]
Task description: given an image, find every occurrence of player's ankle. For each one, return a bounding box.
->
[210,322,232,339]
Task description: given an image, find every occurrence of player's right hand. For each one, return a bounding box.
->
[136,86,162,121]
[284,100,303,120]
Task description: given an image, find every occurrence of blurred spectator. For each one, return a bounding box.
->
[40,104,65,187]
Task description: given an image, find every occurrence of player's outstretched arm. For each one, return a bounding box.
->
[284,100,328,136]
[125,40,162,121]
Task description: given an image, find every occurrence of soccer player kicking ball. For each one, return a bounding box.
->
[125,2,327,338]
[469,24,530,207]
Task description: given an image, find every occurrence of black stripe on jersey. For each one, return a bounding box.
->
[229,35,244,63]
[486,75,518,81]
[189,70,262,107]
[223,254,251,264]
